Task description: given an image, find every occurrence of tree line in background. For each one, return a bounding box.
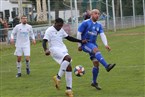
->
[82,0,143,16]
[102,0,143,16]
[29,0,143,20]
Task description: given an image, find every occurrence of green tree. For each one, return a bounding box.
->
[28,0,65,19]
[135,0,143,15]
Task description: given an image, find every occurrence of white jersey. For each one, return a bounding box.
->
[11,23,35,47]
[43,26,68,50]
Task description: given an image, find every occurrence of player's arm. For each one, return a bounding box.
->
[77,32,82,46]
[30,27,36,45]
[42,39,50,55]
[77,32,83,51]
[100,33,111,51]
[10,26,17,44]
[99,24,111,51]
[65,36,87,44]
[77,21,87,51]
[65,36,82,43]
[42,39,48,51]
[30,26,36,45]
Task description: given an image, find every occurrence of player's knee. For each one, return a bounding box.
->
[64,55,71,62]
[25,56,30,61]
[93,48,99,53]
[17,57,21,62]
[93,61,99,67]
[66,65,72,71]
[25,59,29,62]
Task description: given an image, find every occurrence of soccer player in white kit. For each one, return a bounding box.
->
[42,18,87,97]
[10,15,36,77]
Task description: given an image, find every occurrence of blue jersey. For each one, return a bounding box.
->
[78,19,104,44]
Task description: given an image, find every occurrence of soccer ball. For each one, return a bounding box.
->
[74,65,85,77]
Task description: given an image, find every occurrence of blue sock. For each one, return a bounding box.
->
[95,52,108,68]
[92,67,99,84]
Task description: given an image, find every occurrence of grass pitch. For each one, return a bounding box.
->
[0,26,144,97]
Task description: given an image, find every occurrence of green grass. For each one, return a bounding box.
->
[0,26,145,97]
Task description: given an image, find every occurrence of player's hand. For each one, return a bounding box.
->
[81,39,88,44]
[45,49,50,56]
[32,40,36,45]
[105,45,111,52]
[78,46,82,51]
[10,39,14,45]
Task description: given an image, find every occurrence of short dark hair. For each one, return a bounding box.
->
[21,15,27,19]
[55,18,64,24]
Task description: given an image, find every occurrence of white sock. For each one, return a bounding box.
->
[16,62,21,73]
[58,60,70,78]
[26,60,30,69]
[65,71,72,89]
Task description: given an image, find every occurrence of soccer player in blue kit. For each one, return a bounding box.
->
[77,9,116,90]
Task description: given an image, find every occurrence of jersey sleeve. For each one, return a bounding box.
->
[99,24,104,34]
[62,28,68,38]
[78,21,87,34]
[43,29,50,41]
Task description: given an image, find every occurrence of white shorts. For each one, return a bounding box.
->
[14,47,30,56]
[50,47,69,64]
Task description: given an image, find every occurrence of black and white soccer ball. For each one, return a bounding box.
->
[74,65,85,77]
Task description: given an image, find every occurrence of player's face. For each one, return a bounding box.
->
[91,10,100,22]
[21,17,27,24]
[55,23,63,31]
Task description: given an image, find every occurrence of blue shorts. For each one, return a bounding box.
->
[82,43,98,60]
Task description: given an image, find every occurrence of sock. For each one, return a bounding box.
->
[95,52,108,68]
[57,60,70,79]
[16,62,21,73]
[65,71,72,89]
[26,60,30,69]
[92,67,99,84]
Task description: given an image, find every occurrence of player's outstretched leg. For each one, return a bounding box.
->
[95,52,116,72]
[53,60,70,90]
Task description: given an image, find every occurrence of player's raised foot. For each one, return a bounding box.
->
[26,68,30,75]
[53,76,61,90]
[106,64,116,72]
[16,73,21,78]
[91,83,102,90]
[65,90,73,97]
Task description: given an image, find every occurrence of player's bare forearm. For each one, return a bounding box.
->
[32,40,36,45]
[10,39,14,45]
